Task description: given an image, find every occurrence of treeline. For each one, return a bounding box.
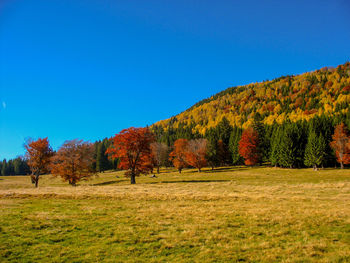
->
[0,157,30,176]
[0,139,118,176]
[152,113,350,169]
[92,138,119,172]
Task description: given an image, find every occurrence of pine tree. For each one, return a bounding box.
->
[13,158,22,175]
[279,127,295,168]
[304,131,326,170]
[2,160,7,176]
[270,127,282,167]
[96,141,110,172]
[253,115,269,163]
[215,117,233,165]
[205,128,219,169]
[229,127,243,165]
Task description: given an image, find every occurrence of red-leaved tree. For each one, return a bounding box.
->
[330,123,350,169]
[106,127,154,184]
[169,139,188,173]
[185,138,208,172]
[50,139,96,186]
[238,127,259,166]
[24,137,53,187]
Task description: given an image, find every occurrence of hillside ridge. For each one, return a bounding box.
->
[154,62,350,133]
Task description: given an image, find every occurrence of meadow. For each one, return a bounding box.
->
[0,167,349,262]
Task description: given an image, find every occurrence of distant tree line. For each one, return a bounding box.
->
[4,114,349,186]
[0,157,30,176]
[152,112,350,170]
[0,138,119,177]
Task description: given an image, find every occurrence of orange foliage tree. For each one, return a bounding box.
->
[24,137,53,187]
[330,123,350,169]
[50,139,96,186]
[169,139,188,173]
[238,127,259,166]
[107,127,154,184]
[185,138,208,172]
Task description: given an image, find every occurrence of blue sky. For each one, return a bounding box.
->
[1,0,349,159]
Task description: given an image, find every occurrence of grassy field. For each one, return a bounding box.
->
[0,167,349,262]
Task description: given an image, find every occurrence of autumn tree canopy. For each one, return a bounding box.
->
[50,139,96,186]
[185,138,208,172]
[330,123,350,169]
[169,139,189,173]
[107,127,154,184]
[238,127,259,166]
[24,137,53,187]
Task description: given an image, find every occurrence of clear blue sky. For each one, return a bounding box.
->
[1,0,349,159]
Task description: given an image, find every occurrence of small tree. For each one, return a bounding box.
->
[304,131,326,170]
[185,138,208,172]
[150,142,169,174]
[169,139,188,173]
[330,123,350,169]
[107,127,154,184]
[50,139,96,186]
[24,137,53,187]
[238,127,259,166]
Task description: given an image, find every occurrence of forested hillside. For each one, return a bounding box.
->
[154,62,350,133]
[152,62,350,169]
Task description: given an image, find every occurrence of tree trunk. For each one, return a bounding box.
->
[340,162,344,169]
[313,165,317,171]
[30,174,35,184]
[198,167,201,172]
[35,173,39,188]
[130,174,136,184]
[70,180,76,186]
[179,168,182,174]
[157,166,160,174]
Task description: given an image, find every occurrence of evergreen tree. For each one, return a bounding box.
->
[1,160,7,176]
[215,117,233,165]
[7,160,14,175]
[13,158,22,175]
[270,127,282,167]
[96,141,110,172]
[279,127,296,168]
[205,128,219,169]
[229,127,243,165]
[253,119,269,164]
[304,131,326,170]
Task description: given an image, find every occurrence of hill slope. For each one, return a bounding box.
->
[154,62,350,133]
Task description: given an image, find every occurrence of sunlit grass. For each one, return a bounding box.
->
[0,167,349,262]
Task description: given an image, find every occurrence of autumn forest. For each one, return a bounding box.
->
[1,62,350,185]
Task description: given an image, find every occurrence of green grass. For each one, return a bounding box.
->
[0,167,349,262]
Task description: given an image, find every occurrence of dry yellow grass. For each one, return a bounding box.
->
[0,166,349,262]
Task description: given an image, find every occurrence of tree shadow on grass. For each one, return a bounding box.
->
[92,180,127,186]
[202,167,248,173]
[147,179,232,184]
